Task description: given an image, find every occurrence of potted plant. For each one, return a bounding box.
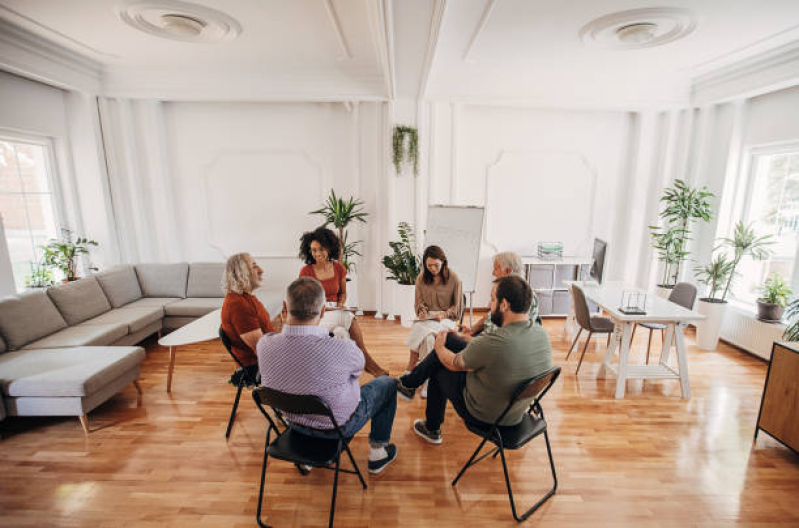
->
[25,260,54,289]
[781,298,799,341]
[41,229,98,282]
[382,221,421,326]
[756,273,792,322]
[694,222,773,350]
[649,179,714,296]
[392,125,419,176]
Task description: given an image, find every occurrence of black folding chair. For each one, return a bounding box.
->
[452,366,561,522]
[218,327,261,438]
[251,386,367,528]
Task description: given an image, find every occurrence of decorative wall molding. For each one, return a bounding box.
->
[418,0,447,98]
[692,39,799,106]
[367,0,396,100]
[201,149,328,259]
[462,0,499,62]
[0,18,101,93]
[322,0,353,60]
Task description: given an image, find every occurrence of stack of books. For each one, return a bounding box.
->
[537,242,563,260]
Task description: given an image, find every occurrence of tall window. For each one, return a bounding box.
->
[734,146,799,305]
[0,138,61,292]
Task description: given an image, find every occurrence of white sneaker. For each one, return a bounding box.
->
[421,382,427,399]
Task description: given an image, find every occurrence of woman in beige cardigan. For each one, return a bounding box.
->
[404,245,463,376]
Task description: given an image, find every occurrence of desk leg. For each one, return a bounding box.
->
[659,325,676,367]
[598,321,620,378]
[167,345,176,393]
[674,324,691,399]
[614,323,633,399]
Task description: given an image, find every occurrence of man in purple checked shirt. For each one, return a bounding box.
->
[257,277,398,474]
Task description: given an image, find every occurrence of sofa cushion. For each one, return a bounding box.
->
[123,297,182,309]
[135,263,189,298]
[47,277,112,326]
[83,306,163,334]
[164,298,224,317]
[21,323,128,350]
[94,265,143,308]
[187,262,225,298]
[0,290,68,350]
[0,346,145,397]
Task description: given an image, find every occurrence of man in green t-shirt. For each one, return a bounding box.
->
[397,275,552,444]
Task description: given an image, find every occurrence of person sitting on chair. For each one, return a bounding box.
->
[404,245,463,375]
[445,251,539,353]
[396,275,552,444]
[299,226,389,378]
[257,277,399,474]
[221,252,276,384]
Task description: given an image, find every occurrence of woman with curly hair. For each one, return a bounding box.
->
[299,226,389,378]
[221,252,275,381]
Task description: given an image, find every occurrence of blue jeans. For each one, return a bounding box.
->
[291,376,397,448]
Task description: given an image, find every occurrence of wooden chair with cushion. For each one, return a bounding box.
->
[565,285,615,374]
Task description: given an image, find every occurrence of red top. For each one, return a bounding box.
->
[221,292,274,367]
[299,261,347,303]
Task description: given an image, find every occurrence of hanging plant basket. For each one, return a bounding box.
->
[392,125,418,176]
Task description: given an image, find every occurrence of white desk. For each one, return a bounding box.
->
[565,281,705,399]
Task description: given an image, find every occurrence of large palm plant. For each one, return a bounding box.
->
[716,221,773,302]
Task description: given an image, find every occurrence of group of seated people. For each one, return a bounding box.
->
[220,226,552,473]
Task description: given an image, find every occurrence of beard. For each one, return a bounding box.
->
[490,306,503,328]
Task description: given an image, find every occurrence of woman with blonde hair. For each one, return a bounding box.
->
[220,252,274,381]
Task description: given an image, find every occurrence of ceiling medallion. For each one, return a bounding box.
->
[580,7,696,50]
[118,0,242,43]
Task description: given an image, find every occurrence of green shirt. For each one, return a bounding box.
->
[460,319,552,426]
[483,292,539,334]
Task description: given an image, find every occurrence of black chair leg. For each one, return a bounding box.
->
[226,382,245,439]
[256,431,272,528]
[565,328,582,361]
[575,332,592,374]
[328,455,341,528]
[342,443,367,489]
[500,430,558,523]
[452,435,492,486]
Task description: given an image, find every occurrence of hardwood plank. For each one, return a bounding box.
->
[0,316,797,527]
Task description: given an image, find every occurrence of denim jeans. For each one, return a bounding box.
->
[291,376,397,448]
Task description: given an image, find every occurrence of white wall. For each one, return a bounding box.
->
[425,102,632,305]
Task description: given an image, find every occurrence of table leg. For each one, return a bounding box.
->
[614,323,633,398]
[167,345,176,393]
[674,324,691,399]
[598,321,620,378]
[659,324,676,367]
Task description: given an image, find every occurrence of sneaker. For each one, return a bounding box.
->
[396,377,416,401]
[368,444,398,474]
[413,419,442,444]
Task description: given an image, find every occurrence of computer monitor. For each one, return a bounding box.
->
[590,238,607,284]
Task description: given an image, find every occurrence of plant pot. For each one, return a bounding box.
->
[394,283,416,328]
[656,284,674,299]
[695,298,728,350]
[756,299,784,322]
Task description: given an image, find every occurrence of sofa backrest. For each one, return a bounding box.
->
[0,290,68,350]
[47,277,112,326]
[135,263,189,298]
[187,262,225,298]
[95,265,143,308]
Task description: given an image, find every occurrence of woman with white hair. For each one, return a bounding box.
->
[220,252,275,381]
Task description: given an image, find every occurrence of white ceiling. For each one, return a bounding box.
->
[1,0,798,108]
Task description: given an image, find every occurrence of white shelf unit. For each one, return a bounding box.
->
[523,257,591,317]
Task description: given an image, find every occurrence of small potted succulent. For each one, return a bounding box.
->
[756,273,792,322]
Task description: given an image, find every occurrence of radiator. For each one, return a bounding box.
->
[719,306,785,361]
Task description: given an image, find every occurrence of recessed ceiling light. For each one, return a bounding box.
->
[581,8,696,50]
[118,0,241,44]
[616,23,659,45]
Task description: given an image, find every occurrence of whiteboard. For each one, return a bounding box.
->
[425,206,485,293]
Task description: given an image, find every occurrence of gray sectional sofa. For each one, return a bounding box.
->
[0,262,225,433]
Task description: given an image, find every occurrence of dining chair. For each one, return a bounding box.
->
[565,285,614,374]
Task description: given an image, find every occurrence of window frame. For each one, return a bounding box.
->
[0,131,67,291]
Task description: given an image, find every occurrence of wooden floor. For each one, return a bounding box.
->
[1,316,797,527]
